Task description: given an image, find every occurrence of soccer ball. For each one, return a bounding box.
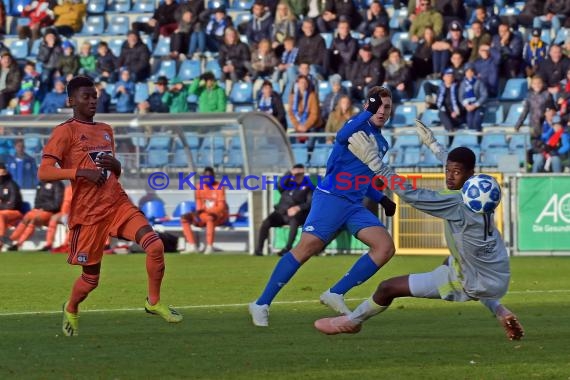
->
[461,174,501,214]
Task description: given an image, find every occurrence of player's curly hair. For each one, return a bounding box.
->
[448,147,476,171]
[66,76,94,97]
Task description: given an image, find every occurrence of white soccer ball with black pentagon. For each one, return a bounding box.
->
[461,174,501,214]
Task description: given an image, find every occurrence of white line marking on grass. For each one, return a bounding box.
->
[1,289,569,317]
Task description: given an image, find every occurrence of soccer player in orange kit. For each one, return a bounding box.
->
[38,76,182,337]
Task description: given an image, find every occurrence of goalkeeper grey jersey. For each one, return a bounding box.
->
[377,165,510,300]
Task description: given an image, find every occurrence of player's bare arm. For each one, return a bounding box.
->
[39,157,106,187]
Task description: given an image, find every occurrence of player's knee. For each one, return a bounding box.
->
[141,232,164,258]
[377,280,395,298]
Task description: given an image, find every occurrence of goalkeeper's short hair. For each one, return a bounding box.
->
[448,147,476,171]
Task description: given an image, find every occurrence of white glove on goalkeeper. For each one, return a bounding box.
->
[415,119,445,158]
[348,131,384,173]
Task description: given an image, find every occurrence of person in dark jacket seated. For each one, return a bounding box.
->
[138,76,170,114]
[0,162,24,249]
[256,80,287,130]
[7,180,64,251]
[254,164,313,256]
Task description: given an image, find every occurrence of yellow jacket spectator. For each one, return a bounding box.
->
[53,0,87,37]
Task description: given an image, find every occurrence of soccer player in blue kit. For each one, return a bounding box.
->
[249,86,397,327]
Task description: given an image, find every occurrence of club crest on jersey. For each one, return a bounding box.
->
[104,134,111,141]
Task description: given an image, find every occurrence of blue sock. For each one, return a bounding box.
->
[330,253,379,295]
[256,252,301,306]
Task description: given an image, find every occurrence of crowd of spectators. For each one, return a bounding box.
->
[0,0,568,172]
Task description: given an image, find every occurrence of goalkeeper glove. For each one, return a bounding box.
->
[348,131,384,173]
[366,91,383,114]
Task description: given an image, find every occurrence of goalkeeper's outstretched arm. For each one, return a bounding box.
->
[415,119,448,163]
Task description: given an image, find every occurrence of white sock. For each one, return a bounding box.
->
[348,297,388,324]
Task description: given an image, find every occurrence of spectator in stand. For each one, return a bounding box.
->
[558,68,570,121]
[170,3,200,60]
[14,82,40,115]
[94,79,110,113]
[411,26,435,80]
[118,31,151,82]
[316,0,361,33]
[95,41,118,83]
[0,52,22,110]
[245,1,274,47]
[283,0,317,19]
[473,43,500,98]
[249,39,279,81]
[472,5,499,35]
[57,40,79,82]
[257,80,287,129]
[382,48,412,103]
[42,183,72,252]
[459,63,488,132]
[218,27,251,82]
[538,44,570,96]
[6,139,37,189]
[450,50,466,82]
[435,0,466,32]
[272,2,297,53]
[431,21,470,76]
[21,60,40,95]
[180,167,229,254]
[188,72,227,113]
[78,42,96,78]
[18,0,54,42]
[295,19,328,80]
[321,74,348,122]
[195,7,231,54]
[6,180,64,251]
[40,76,66,114]
[328,20,358,79]
[37,29,63,95]
[467,21,492,63]
[515,75,556,138]
[532,113,569,172]
[369,25,393,64]
[491,23,523,79]
[162,76,190,113]
[272,36,298,93]
[52,0,86,38]
[138,76,170,114]
[131,0,179,44]
[113,68,136,113]
[325,95,355,144]
[0,162,24,248]
[409,0,443,43]
[283,61,317,104]
[357,1,389,37]
[288,74,322,144]
[523,28,549,78]
[254,164,313,256]
[436,68,464,132]
[349,44,383,102]
[517,0,544,29]
[533,0,570,39]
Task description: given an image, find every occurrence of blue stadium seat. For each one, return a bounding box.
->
[226,147,244,167]
[134,82,149,103]
[411,79,441,102]
[480,147,510,167]
[481,133,508,149]
[234,104,254,112]
[318,80,332,103]
[234,12,252,26]
[29,38,41,57]
[419,109,441,127]
[104,83,117,104]
[197,147,224,166]
[499,78,528,101]
[392,147,421,167]
[154,60,177,80]
[554,28,570,45]
[205,60,222,80]
[108,0,131,12]
[500,104,526,127]
[140,200,167,223]
[320,33,333,48]
[162,201,196,226]
[391,104,417,128]
[308,144,332,167]
[153,36,171,57]
[498,6,520,16]
[450,134,479,150]
[291,144,309,165]
[482,104,504,128]
[23,136,42,156]
[81,15,105,35]
[229,82,254,104]
[388,8,408,31]
[147,135,172,150]
[201,136,225,149]
[108,38,125,58]
[230,0,254,11]
[87,0,106,14]
[10,39,28,60]
[184,133,201,149]
[106,15,129,35]
[393,134,420,149]
[230,201,249,228]
[11,0,30,16]
[418,146,443,167]
[540,28,552,45]
[132,0,156,12]
[144,149,170,167]
[208,0,228,9]
[178,59,202,81]
[390,32,414,55]
[509,133,530,165]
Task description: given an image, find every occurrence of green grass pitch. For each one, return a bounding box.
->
[1,253,569,379]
